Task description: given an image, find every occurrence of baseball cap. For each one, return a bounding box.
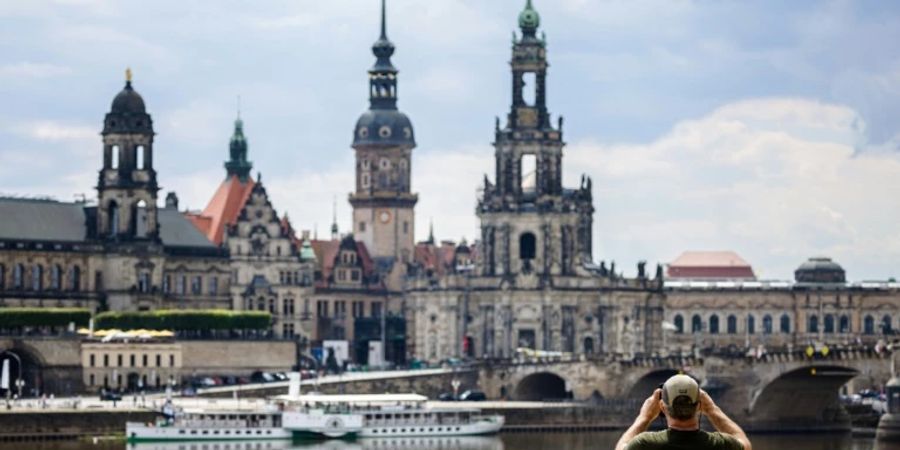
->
[662,374,699,407]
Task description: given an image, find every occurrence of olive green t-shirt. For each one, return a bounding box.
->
[625,429,744,450]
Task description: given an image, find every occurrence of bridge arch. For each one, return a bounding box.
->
[750,365,857,424]
[0,345,46,397]
[513,372,569,401]
[626,368,682,400]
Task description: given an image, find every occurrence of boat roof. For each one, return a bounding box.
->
[276,393,428,404]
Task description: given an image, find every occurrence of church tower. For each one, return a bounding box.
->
[224,114,253,182]
[478,0,594,280]
[349,0,418,276]
[97,69,159,241]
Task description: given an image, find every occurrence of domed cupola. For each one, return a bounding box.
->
[794,257,846,284]
[352,0,415,150]
[103,68,153,135]
[518,0,541,37]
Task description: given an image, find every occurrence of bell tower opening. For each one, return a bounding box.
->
[522,72,536,106]
[108,201,119,236]
[520,232,536,260]
[520,154,536,194]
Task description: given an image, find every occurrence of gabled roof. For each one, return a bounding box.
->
[309,237,378,289]
[190,175,255,245]
[667,251,756,280]
[0,197,216,249]
[0,198,87,242]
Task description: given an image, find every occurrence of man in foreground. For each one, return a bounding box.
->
[615,374,752,450]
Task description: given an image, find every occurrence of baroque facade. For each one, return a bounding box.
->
[406,2,665,363]
[0,75,231,314]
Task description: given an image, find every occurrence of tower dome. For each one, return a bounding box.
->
[103,68,153,135]
[518,0,541,34]
[351,0,415,149]
[794,257,846,284]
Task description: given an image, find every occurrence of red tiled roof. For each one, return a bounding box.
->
[191,175,255,245]
[667,251,756,279]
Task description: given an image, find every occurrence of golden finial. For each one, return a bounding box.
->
[125,67,132,83]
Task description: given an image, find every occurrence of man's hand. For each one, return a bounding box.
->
[638,388,662,422]
[615,388,663,450]
[699,389,717,415]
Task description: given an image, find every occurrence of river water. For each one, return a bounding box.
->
[0,432,894,450]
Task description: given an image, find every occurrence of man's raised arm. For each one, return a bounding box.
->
[614,388,662,450]
[699,390,752,450]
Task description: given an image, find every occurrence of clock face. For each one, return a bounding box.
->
[379,211,392,224]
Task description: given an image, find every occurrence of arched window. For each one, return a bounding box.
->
[839,315,850,333]
[0,263,5,289]
[111,145,119,169]
[808,315,819,333]
[882,315,893,335]
[691,314,703,333]
[780,314,791,333]
[727,315,737,334]
[50,265,62,290]
[31,264,43,291]
[583,337,594,355]
[134,199,148,237]
[673,315,684,334]
[763,315,773,334]
[824,314,835,333]
[864,315,874,335]
[69,265,81,291]
[519,233,536,260]
[747,315,756,334]
[709,315,720,334]
[136,145,145,170]
[13,264,24,289]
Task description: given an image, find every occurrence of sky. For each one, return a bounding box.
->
[1,0,900,281]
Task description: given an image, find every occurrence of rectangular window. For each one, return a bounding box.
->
[351,270,360,281]
[89,374,95,386]
[209,276,218,295]
[359,221,366,232]
[138,272,150,293]
[317,300,329,318]
[156,354,161,367]
[117,354,123,367]
[103,354,109,367]
[372,302,382,318]
[279,271,285,284]
[335,301,346,319]
[142,354,148,367]
[403,221,409,234]
[130,354,135,367]
[89,354,95,367]
[176,276,186,295]
[169,354,175,367]
[191,276,202,295]
[163,275,171,294]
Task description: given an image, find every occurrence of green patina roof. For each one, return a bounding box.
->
[518,0,540,31]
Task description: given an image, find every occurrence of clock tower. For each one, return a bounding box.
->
[349,0,417,282]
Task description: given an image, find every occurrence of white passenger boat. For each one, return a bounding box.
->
[126,407,291,443]
[126,435,504,450]
[280,393,504,439]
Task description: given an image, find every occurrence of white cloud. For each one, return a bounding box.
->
[564,98,900,280]
[0,62,72,78]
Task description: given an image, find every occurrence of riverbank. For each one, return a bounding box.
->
[0,409,156,442]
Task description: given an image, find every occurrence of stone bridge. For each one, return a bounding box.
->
[478,347,891,431]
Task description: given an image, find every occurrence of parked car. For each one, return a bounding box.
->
[437,392,457,401]
[251,371,275,383]
[459,390,487,401]
[99,389,122,402]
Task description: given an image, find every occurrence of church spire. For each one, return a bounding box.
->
[368,0,398,110]
[225,109,253,182]
[330,195,339,240]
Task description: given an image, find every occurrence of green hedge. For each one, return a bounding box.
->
[94,310,271,331]
[0,307,91,328]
